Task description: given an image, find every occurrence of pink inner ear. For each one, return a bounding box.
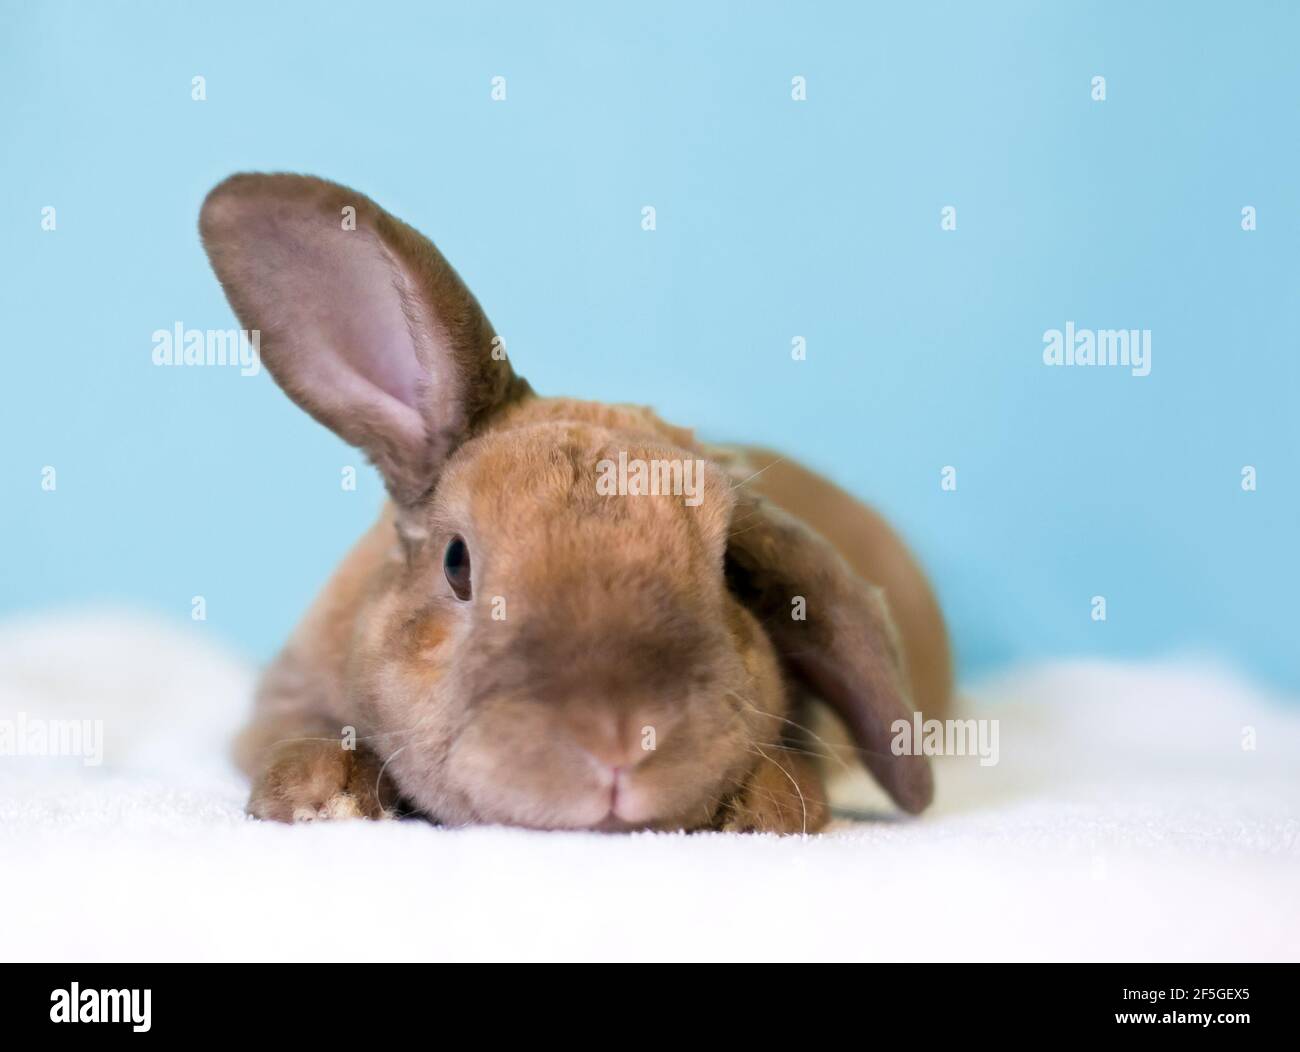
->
[278,222,426,411]
[330,265,422,409]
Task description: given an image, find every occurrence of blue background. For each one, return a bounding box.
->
[2,1,1295,691]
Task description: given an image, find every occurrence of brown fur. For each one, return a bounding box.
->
[203,173,952,834]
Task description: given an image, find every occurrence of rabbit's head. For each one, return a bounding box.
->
[201,174,931,830]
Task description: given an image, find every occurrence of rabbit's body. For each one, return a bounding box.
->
[202,174,950,833]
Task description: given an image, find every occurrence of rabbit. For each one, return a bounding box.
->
[199,173,952,833]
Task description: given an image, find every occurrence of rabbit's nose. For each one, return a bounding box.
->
[565,707,656,772]
[580,741,650,775]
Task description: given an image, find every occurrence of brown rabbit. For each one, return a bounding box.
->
[200,173,952,834]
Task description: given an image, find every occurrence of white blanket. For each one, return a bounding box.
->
[1,612,1296,962]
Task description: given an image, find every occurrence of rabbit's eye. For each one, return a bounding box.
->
[444,536,472,601]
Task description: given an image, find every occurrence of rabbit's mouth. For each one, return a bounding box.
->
[545,766,659,832]
[588,813,647,833]
[487,769,684,833]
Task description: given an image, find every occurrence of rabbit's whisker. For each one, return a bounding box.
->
[725,689,856,776]
[728,457,785,491]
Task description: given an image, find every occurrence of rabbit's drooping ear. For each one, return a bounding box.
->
[199,172,529,506]
[725,492,934,814]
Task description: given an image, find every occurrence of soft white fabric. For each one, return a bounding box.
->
[1,612,1296,962]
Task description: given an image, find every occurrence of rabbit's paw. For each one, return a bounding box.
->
[719,749,829,834]
[247,740,396,823]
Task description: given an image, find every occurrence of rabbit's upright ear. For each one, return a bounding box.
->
[725,491,933,814]
[200,173,529,506]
